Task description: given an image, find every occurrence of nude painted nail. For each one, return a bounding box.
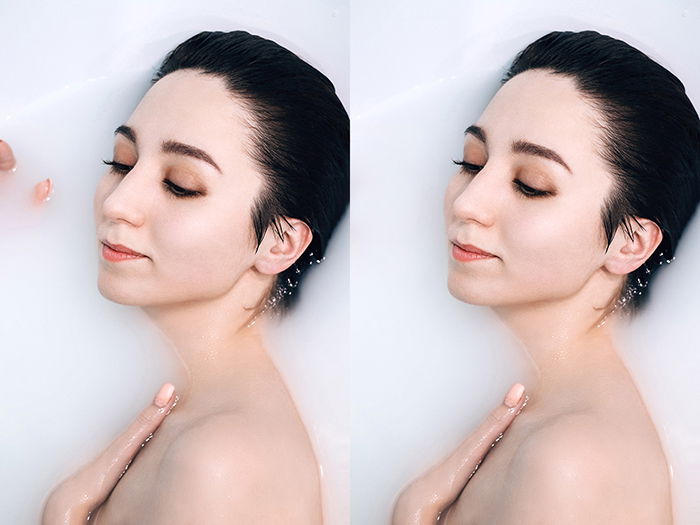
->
[154,383,175,408]
[33,178,53,204]
[504,383,525,408]
[0,140,17,171]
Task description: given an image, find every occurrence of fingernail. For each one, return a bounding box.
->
[154,383,175,408]
[33,178,53,204]
[0,140,17,171]
[504,383,525,408]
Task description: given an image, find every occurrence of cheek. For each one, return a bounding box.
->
[503,201,604,286]
[152,206,255,286]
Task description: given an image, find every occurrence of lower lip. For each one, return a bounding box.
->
[451,244,496,262]
[101,243,147,262]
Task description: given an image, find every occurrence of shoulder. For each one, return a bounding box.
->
[157,411,321,523]
[515,413,621,488]
[505,412,670,523]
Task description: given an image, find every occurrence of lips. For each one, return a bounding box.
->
[102,241,146,257]
[452,241,496,257]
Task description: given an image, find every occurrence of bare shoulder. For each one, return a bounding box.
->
[501,412,673,524]
[152,411,322,524]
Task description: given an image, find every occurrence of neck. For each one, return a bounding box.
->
[142,283,276,409]
[492,289,627,407]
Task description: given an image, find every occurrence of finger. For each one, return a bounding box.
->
[34,178,54,205]
[0,140,17,172]
[414,383,528,514]
[78,383,178,504]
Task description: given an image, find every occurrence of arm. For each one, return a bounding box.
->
[392,383,528,525]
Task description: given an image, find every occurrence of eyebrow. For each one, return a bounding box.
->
[464,124,572,174]
[114,125,222,174]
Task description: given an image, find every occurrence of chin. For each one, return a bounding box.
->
[97,283,139,305]
[447,275,494,306]
[96,274,151,306]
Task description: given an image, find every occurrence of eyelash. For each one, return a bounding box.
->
[452,160,551,198]
[102,160,201,198]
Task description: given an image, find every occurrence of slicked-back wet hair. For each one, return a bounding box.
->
[502,30,700,313]
[153,30,349,311]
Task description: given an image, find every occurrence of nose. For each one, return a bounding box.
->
[96,166,153,227]
[448,165,502,227]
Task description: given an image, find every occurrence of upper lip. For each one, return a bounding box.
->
[452,241,496,257]
[102,240,146,257]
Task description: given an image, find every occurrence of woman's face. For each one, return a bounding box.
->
[94,70,263,306]
[444,70,616,307]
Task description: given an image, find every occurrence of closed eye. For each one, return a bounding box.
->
[512,179,550,198]
[453,159,482,174]
[102,159,132,175]
[452,159,551,199]
[102,159,202,199]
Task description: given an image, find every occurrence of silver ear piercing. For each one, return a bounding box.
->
[247,251,326,327]
[596,251,675,328]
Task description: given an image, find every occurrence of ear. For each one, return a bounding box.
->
[253,218,313,276]
[603,217,663,276]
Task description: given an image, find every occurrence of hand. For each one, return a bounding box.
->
[41,383,179,525]
[392,383,528,525]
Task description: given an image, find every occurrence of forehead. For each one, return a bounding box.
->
[473,70,603,166]
[122,70,254,170]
